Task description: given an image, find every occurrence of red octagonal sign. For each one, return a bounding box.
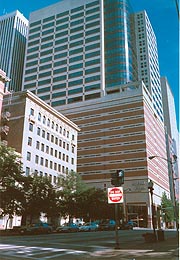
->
[108,187,123,204]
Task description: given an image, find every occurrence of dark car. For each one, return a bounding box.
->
[98,219,116,231]
[20,223,53,234]
[119,220,137,230]
[56,223,79,233]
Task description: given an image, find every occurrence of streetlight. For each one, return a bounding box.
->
[148,180,157,241]
[149,155,178,235]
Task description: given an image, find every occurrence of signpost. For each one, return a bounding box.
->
[108,187,123,204]
[108,187,123,249]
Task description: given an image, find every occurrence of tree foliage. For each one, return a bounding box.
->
[0,144,25,227]
[161,192,174,223]
[21,174,58,224]
[56,171,114,221]
[0,147,115,226]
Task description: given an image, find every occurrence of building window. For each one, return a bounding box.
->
[66,155,69,162]
[59,126,62,134]
[72,146,75,153]
[47,118,50,126]
[58,151,61,159]
[30,108,34,116]
[29,123,33,132]
[58,164,61,172]
[55,150,57,157]
[56,124,58,131]
[25,167,30,176]
[51,121,54,129]
[55,137,58,145]
[54,163,57,170]
[40,157,44,166]
[53,176,57,184]
[41,143,44,152]
[63,142,66,149]
[35,155,39,164]
[51,135,54,143]
[37,127,40,135]
[38,113,41,121]
[50,161,53,169]
[63,153,65,161]
[45,159,48,167]
[47,132,50,140]
[43,116,46,124]
[28,137,32,146]
[42,130,45,138]
[27,152,31,161]
[67,143,69,150]
[46,145,49,153]
[50,148,53,156]
[71,158,74,165]
[72,134,75,140]
[36,141,40,149]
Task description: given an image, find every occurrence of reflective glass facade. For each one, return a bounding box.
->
[104,0,133,88]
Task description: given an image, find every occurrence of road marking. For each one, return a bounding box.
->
[0,244,88,259]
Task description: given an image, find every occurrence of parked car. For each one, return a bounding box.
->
[98,219,116,231]
[56,223,79,233]
[79,222,99,232]
[20,222,53,234]
[119,220,137,230]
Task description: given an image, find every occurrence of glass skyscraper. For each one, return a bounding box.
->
[22,0,139,105]
[0,11,28,92]
[22,0,163,122]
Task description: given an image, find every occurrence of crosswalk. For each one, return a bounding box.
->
[0,244,88,259]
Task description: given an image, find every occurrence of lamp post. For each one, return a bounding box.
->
[148,180,157,241]
[149,155,178,235]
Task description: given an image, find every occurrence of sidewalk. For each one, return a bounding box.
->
[87,235,179,259]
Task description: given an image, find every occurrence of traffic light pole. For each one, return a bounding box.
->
[114,203,120,249]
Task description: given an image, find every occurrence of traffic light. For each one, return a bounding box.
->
[111,170,124,186]
[117,170,124,185]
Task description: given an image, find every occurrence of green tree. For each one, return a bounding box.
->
[56,171,114,221]
[56,171,88,218]
[0,144,25,228]
[161,192,174,224]
[21,174,58,224]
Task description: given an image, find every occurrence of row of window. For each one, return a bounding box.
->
[25,166,70,181]
[29,108,75,140]
[29,1,100,29]
[29,124,75,152]
[26,152,74,169]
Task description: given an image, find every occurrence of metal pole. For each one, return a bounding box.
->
[114,203,120,249]
[170,162,179,236]
[150,188,157,241]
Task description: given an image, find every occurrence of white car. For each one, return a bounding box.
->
[79,222,99,232]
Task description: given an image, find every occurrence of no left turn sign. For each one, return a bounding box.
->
[108,187,123,204]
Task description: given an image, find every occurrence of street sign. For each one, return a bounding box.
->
[108,187,123,204]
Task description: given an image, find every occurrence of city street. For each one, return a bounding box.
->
[0,229,178,259]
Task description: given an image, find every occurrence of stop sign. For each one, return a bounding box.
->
[108,187,123,204]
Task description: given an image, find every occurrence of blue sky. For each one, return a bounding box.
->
[1,0,179,129]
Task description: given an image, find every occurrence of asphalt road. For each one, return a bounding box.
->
[0,229,178,259]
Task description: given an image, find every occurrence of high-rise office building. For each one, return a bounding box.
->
[133,11,164,122]
[21,0,171,227]
[0,11,28,92]
[22,0,138,106]
[22,0,163,122]
[160,76,179,199]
